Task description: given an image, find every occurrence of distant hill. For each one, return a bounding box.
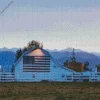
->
[0,51,16,72]
[0,47,18,52]
[0,47,100,71]
[49,50,100,69]
[92,52,100,58]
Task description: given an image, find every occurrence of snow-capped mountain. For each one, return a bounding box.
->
[92,52,100,58]
[48,49,100,68]
[60,47,83,52]
[0,47,100,71]
[0,47,18,52]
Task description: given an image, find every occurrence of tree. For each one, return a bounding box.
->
[84,61,89,71]
[64,60,69,67]
[70,56,76,62]
[23,47,28,53]
[15,49,23,61]
[11,65,14,73]
[96,64,100,72]
[27,40,41,49]
[70,48,76,62]
[15,40,43,62]
[40,43,43,49]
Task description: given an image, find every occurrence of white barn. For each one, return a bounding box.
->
[14,47,75,82]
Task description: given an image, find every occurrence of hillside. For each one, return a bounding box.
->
[0,51,15,72]
[0,48,100,71]
[49,50,100,68]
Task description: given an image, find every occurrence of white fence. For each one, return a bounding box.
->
[0,72,100,82]
[0,72,15,82]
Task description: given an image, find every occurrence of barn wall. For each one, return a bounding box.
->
[49,59,73,81]
[14,48,74,82]
[15,57,73,82]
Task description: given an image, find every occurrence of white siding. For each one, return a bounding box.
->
[15,56,74,82]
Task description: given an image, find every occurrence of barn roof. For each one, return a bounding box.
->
[14,47,74,72]
[14,47,49,66]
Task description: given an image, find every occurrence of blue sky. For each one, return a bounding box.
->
[0,0,100,52]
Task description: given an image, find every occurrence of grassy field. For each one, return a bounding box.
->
[0,82,100,100]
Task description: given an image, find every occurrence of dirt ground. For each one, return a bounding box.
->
[0,82,100,100]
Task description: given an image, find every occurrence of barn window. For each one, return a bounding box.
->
[23,56,50,72]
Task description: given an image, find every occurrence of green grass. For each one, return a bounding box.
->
[0,82,100,100]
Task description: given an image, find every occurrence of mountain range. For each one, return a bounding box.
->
[0,47,100,72]
[49,50,100,68]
